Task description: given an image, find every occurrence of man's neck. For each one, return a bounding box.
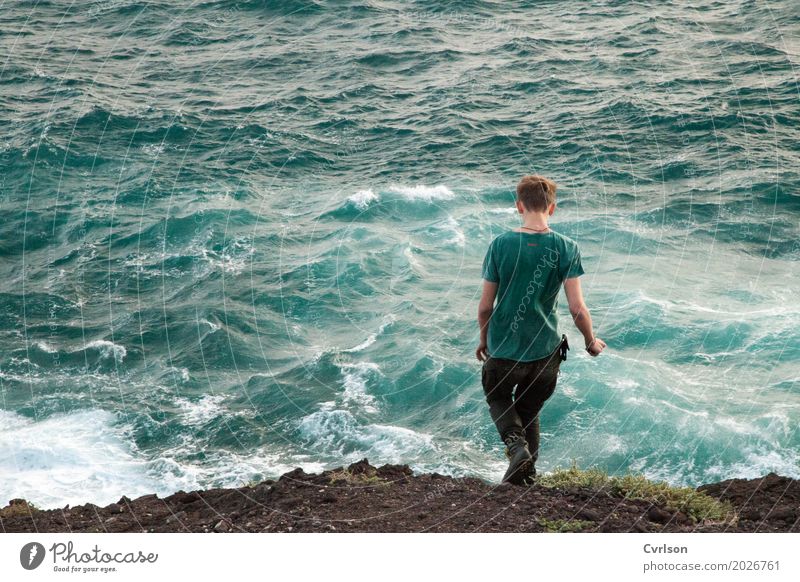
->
[519,212,549,231]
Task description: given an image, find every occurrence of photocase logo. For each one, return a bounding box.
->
[20,542,46,570]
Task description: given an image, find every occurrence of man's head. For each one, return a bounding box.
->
[516,175,557,215]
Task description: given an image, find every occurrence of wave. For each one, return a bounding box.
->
[0,409,155,510]
[297,408,435,464]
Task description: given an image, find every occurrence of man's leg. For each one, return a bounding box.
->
[514,351,561,470]
[482,358,533,484]
[482,357,523,439]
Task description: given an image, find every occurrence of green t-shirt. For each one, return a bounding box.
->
[482,229,585,362]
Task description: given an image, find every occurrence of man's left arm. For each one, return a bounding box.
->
[476,279,498,361]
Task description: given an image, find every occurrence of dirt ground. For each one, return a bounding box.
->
[2,460,798,533]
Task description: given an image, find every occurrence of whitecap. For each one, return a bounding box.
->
[338,362,380,413]
[297,409,434,464]
[84,339,127,363]
[347,189,378,210]
[173,394,226,426]
[0,409,156,509]
[438,215,466,247]
[343,314,396,353]
[388,184,455,201]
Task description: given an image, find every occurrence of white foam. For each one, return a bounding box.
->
[34,341,57,354]
[84,339,127,363]
[297,409,434,465]
[338,362,380,413]
[388,184,455,201]
[343,314,396,353]
[0,409,156,509]
[440,215,465,247]
[0,408,329,509]
[174,394,227,426]
[30,339,127,363]
[347,189,378,210]
[144,448,327,493]
[198,236,255,275]
[200,319,220,333]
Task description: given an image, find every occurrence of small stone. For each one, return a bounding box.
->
[166,511,187,524]
[673,511,691,525]
[578,508,601,521]
[740,508,763,521]
[214,520,230,532]
[768,507,795,521]
[646,506,672,524]
[105,503,123,514]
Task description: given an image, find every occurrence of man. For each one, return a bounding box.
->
[476,175,606,485]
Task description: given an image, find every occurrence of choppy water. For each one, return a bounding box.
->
[1,0,799,509]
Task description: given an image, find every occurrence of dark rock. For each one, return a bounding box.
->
[673,511,691,525]
[347,459,374,474]
[739,508,763,521]
[166,511,187,524]
[578,508,601,521]
[133,494,158,503]
[767,507,795,521]
[279,468,307,482]
[646,506,672,524]
[2,460,799,534]
[104,503,123,514]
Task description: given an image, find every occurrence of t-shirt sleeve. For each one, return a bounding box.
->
[561,241,585,280]
[482,240,499,283]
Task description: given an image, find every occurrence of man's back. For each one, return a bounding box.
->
[482,229,584,362]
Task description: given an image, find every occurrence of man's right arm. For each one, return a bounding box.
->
[563,277,606,357]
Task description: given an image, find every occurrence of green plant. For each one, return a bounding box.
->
[536,461,735,524]
[0,500,39,518]
[537,517,594,532]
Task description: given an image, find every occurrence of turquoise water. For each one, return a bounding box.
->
[1,1,799,509]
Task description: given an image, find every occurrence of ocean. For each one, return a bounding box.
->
[1,0,798,510]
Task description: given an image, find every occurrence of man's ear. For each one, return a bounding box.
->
[548,202,556,216]
[516,200,524,214]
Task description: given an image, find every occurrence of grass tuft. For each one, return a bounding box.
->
[0,500,39,518]
[537,517,595,532]
[536,461,735,524]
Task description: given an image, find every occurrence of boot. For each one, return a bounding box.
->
[504,439,537,484]
[502,431,533,485]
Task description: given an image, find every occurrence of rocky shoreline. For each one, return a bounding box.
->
[2,460,798,533]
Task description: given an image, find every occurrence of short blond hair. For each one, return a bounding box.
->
[516,175,557,212]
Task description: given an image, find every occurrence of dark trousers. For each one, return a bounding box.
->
[480,341,563,463]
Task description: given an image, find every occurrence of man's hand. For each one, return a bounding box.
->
[585,337,607,357]
[476,341,489,362]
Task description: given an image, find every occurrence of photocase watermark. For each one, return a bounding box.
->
[18,540,158,574]
[20,542,46,570]
[510,247,560,333]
